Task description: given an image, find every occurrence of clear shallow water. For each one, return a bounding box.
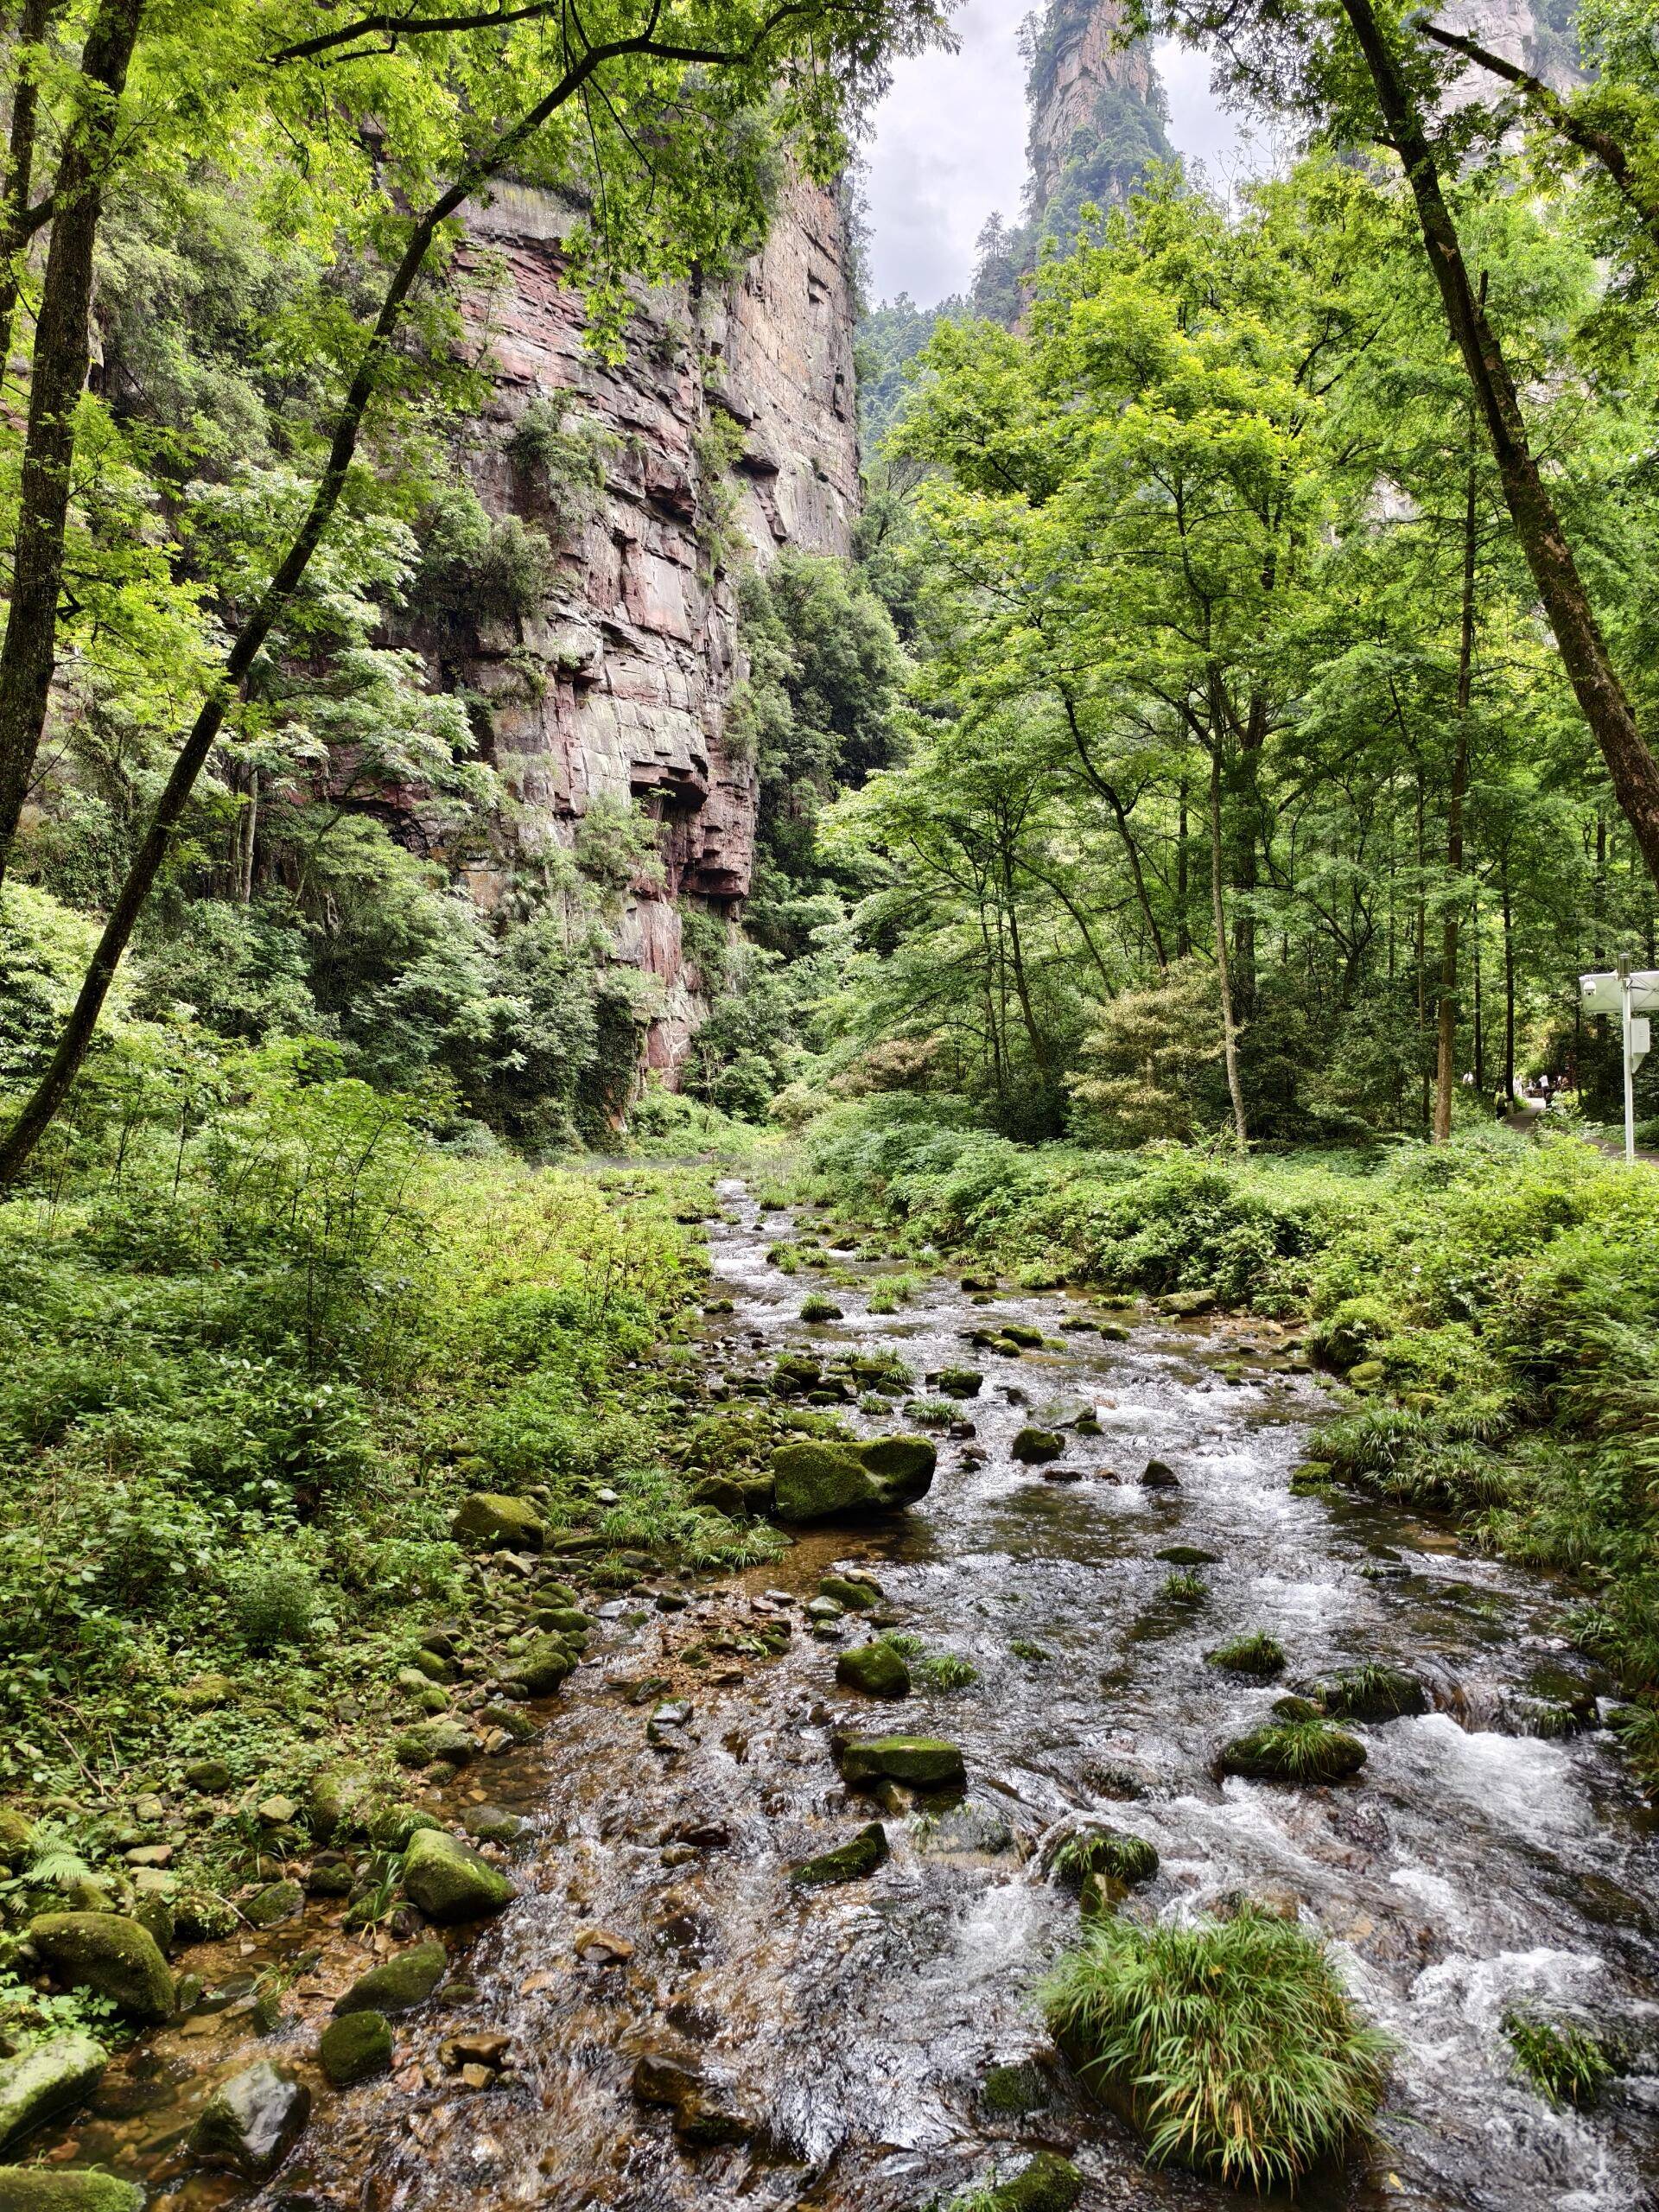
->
[56,1183,1659,2212]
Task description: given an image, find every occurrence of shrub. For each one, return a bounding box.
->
[232,1558,320,1651]
[1039,1908,1392,2189]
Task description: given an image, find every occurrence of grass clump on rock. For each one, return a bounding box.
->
[1217,1716,1367,1783]
[1039,1907,1392,2190]
[1206,1631,1286,1678]
[1502,2007,1618,2107]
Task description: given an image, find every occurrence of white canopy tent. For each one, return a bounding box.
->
[1579,965,1659,1160]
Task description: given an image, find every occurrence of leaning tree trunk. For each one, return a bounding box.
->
[1343,0,1659,892]
[0,0,143,892]
[0,0,56,383]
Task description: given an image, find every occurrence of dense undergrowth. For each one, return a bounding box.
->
[0,1052,763,1922]
[800,1097,1659,1783]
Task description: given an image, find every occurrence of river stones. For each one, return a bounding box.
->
[1139,1459,1179,1488]
[800,1295,843,1321]
[1315,1663,1427,1722]
[0,2032,106,2151]
[29,1913,174,2023]
[838,1736,965,1789]
[984,2152,1084,2211]
[836,1641,911,1698]
[1217,1721,1366,1783]
[334,1939,447,2017]
[189,2059,310,2181]
[791,1821,890,1885]
[934,1367,983,1398]
[771,1435,936,1522]
[1155,1545,1220,1566]
[463,1804,525,1845]
[999,1324,1046,1349]
[1162,1289,1216,1316]
[401,1830,516,1923]
[1011,1427,1064,1465]
[451,1492,545,1551]
[0,2175,144,2212]
[318,2009,393,2088]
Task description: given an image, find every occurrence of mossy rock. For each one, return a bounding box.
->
[818,1575,879,1611]
[0,2174,144,2212]
[0,1812,36,1873]
[394,1717,474,1770]
[771,1434,935,1522]
[999,1324,1046,1349]
[451,1492,545,1552]
[318,2009,393,2088]
[401,1830,516,1924]
[172,1888,236,1944]
[1011,1427,1064,1465]
[799,1295,843,1322]
[836,1642,911,1699]
[935,1367,983,1399]
[986,2151,1084,2211]
[308,1769,375,1844]
[838,1736,964,1789]
[980,2060,1049,2115]
[507,1637,575,1696]
[29,1914,174,2024]
[1316,1664,1427,1723]
[1217,1722,1366,1783]
[1155,1545,1220,1567]
[772,1353,823,1395]
[243,1880,303,1931]
[0,2032,107,2152]
[333,1940,446,2018]
[1162,1289,1216,1316]
[791,1821,889,1886]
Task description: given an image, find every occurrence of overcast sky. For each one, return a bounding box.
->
[861,3,1264,304]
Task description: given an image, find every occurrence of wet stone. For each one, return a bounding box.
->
[188,2059,311,2183]
[0,2032,106,2152]
[0,2176,145,2212]
[791,1821,889,1886]
[836,1642,911,1699]
[317,2010,392,2088]
[1011,1428,1065,1465]
[1140,1459,1179,1488]
[838,1736,965,1789]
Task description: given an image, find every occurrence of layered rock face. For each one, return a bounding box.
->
[1027,0,1160,209]
[448,177,859,1074]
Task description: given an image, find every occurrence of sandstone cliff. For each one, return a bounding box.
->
[447,177,860,1077]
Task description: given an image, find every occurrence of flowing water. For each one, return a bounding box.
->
[52,1181,1659,2211]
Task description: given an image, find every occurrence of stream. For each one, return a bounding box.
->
[48,1180,1659,2211]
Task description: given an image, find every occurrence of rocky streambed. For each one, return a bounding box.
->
[13,1180,1659,2212]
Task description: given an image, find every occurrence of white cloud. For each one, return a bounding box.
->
[861,3,1264,306]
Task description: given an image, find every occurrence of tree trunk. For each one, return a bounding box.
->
[1502,864,1516,1108]
[1471,880,1484,1092]
[1209,746,1249,1150]
[0,0,55,383]
[1230,690,1266,1022]
[1176,776,1191,957]
[0,0,143,891]
[1433,452,1478,1141]
[1343,0,1659,891]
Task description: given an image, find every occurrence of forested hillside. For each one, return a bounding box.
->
[4,0,1659,2207]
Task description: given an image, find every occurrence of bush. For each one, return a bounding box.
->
[1502,2008,1617,2107]
[1039,1908,1392,2189]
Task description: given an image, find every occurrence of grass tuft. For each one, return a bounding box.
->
[1039,1907,1392,2190]
[1206,1631,1286,1677]
[1502,2007,1617,2107]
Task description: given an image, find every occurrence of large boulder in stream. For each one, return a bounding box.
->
[771,1435,935,1522]
[836,1641,911,1698]
[318,2009,393,2088]
[29,1914,173,2024]
[0,2032,107,2151]
[0,2174,144,2212]
[838,1736,965,1789]
[401,1829,516,1923]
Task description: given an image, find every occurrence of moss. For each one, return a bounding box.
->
[791,1821,889,1886]
[29,1913,174,2023]
[318,2008,393,2088]
[333,1940,446,2017]
[1205,1632,1287,1678]
[1217,1719,1366,1783]
[400,1830,515,1923]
